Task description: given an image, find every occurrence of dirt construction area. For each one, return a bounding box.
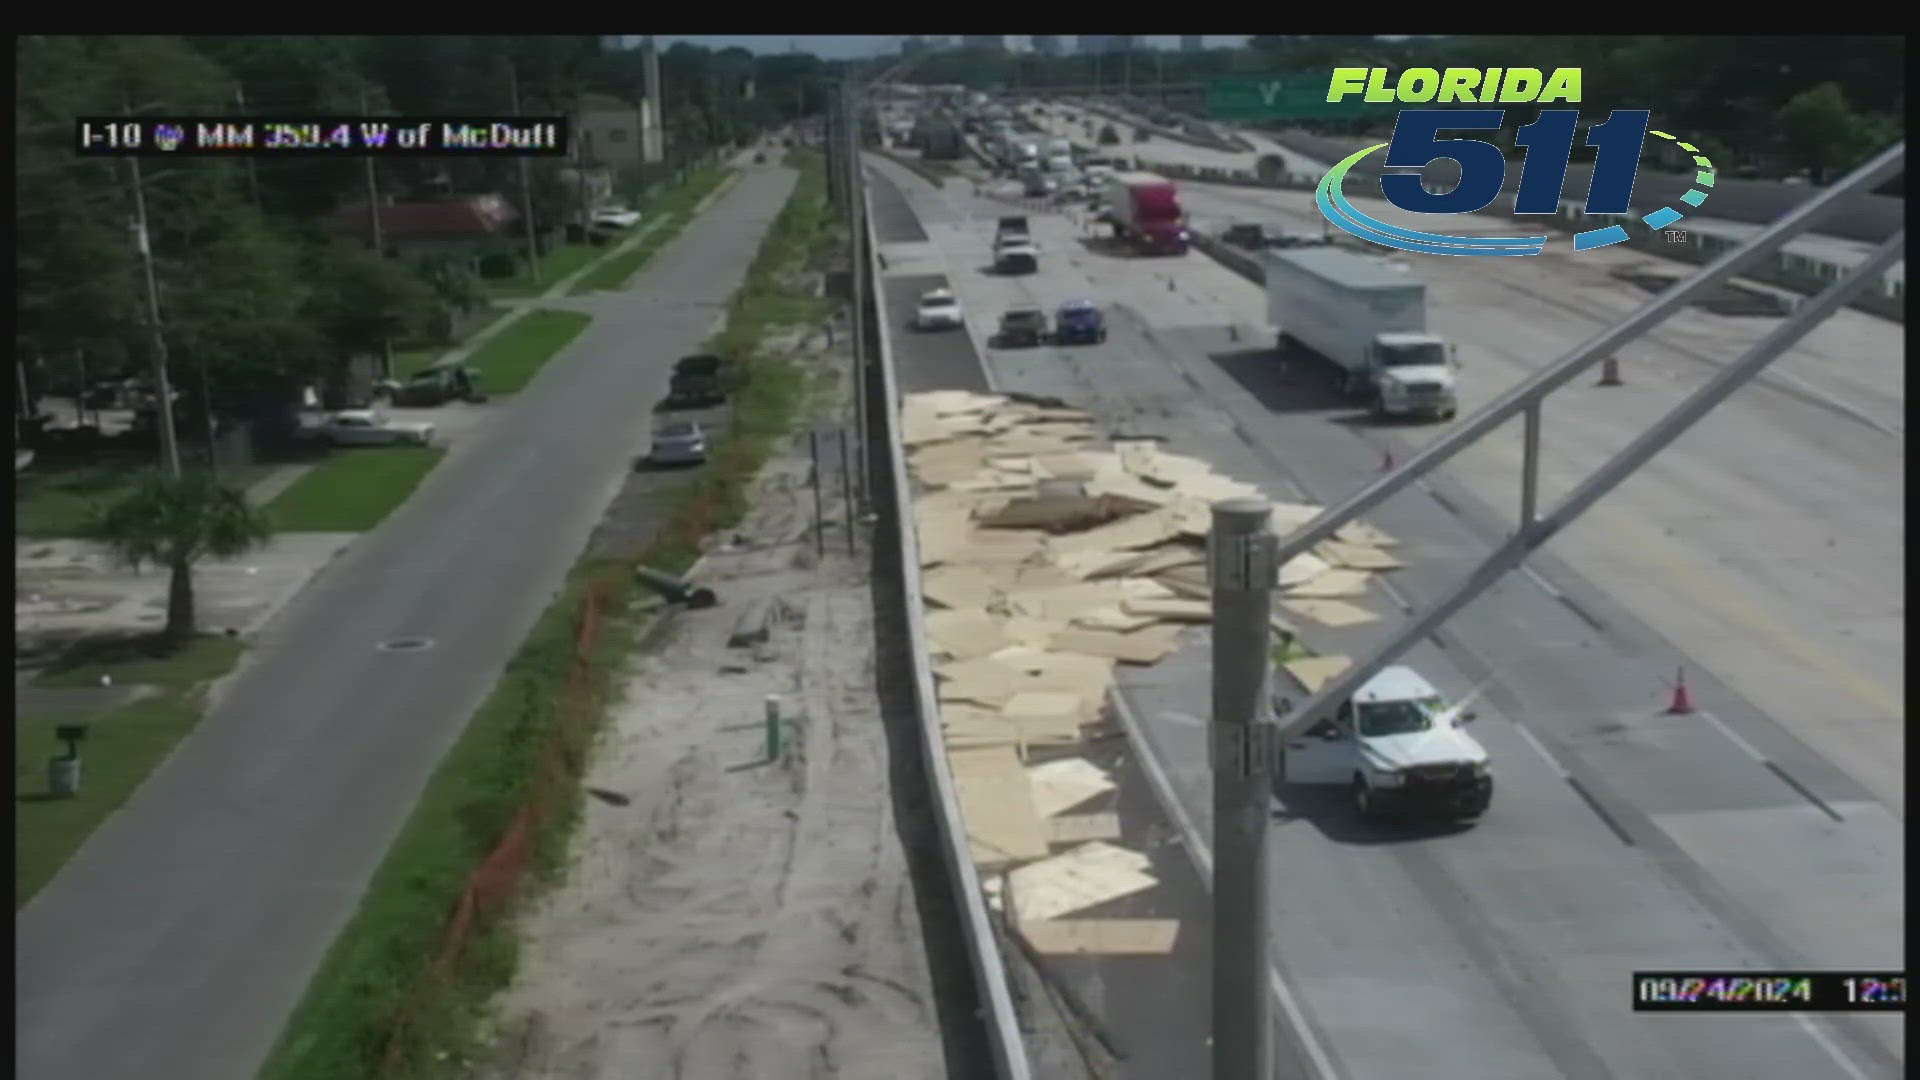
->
[478,430,948,1078]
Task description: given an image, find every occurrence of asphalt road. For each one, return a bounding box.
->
[15,165,798,1080]
[868,154,1903,1080]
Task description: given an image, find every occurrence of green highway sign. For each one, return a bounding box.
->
[1206,75,1399,121]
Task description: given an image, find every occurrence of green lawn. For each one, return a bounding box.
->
[265,446,445,532]
[482,244,605,299]
[463,308,593,394]
[17,633,247,907]
[17,452,273,538]
[393,306,515,378]
[33,632,246,689]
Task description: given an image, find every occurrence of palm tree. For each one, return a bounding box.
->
[90,469,274,642]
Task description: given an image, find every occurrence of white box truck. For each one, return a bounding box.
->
[1264,248,1461,420]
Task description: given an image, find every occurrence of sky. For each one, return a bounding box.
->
[648,36,1251,60]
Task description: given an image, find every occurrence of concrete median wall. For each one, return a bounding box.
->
[861,189,1035,1080]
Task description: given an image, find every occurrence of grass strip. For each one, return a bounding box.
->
[265,446,445,532]
[482,245,607,300]
[461,309,592,395]
[393,306,515,378]
[16,634,247,907]
[255,149,835,1080]
[17,453,271,539]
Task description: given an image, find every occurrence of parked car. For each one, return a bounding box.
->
[996,307,1049,348]
[1053,299,1107,345]
[646,420,708,467]
[1223,222,1279,251]
[656,374,727,412]
[674,353,725,378]
[591,207,642,229]
[313,409,433,446]
[914,288,964,331]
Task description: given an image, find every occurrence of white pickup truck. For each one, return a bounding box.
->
[1275,665,1492,821]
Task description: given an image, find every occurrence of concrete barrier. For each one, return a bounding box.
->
[862,188,1034,1080]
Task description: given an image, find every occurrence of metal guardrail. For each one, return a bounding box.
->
[862,186,1035,1080]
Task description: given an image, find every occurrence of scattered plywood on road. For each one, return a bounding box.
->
[1047,506,1185,554]
[1047,813,1123,844]
[1049,623,1183,665]
[1282,598,1380,628]
[935,656,1021,706]
[1316,540,1405,571]
[1122,597,1213,622]
[1019,919,1180,956]
[1008,841,1158,924]
[921,566,1000,610]
[926,608,1014,660]
[999,615,1070,649]
[1277,550,1331,589]
[1268,502,1326,535]
[951,745,1052,868]
[1028,757,1116,819]
[1129,545,1206,576]
[1336,520,1398,547]
[1154,566,1212,600]
[1286,655,1353,694]
[1285,567,1373,598]
[1071,606,1161,634]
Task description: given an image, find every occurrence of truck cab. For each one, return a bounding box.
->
[1370,333,1461,420]
[1276,666,1492,822]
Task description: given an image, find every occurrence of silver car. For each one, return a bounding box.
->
[647,420,708,467]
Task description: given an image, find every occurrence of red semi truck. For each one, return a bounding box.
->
[1101,172,1190,255]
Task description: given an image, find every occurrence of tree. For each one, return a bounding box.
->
[90,469,274,641]
[1774,82,1884,183]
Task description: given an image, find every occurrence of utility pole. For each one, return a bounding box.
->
[127,145,182,478]
[360,86,394,380]
[508,64,542,289]
[844,79,869,513]
[235,83,262,211]
[1209,497,1277,1080]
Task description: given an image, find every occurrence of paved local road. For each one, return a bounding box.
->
[868,155,1902,1080]
[16,166,797,1080]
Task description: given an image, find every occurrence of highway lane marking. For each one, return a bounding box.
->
[1789,1014,1880,1080]
[1110,689,1344,1080]
[1459,430,1904,725]
[1696,709,1847,822]
[1512,721,1571,777]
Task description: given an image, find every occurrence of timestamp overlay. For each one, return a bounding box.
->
[76,116,569,156]
[1634,971,1906,1013]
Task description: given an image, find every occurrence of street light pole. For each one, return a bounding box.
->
[1209,497,1278,1080]
[126,146,182,478]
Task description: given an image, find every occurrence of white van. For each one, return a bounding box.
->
[1274,665,1492,821]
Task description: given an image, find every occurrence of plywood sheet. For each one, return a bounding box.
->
[1335,520,1398,547]
[949,745,1051,867]
[1019,919,1180,956]
[1047,507,1184,554]
[1285,655,1353,694]
[1129,546,1205,575]
[1031,452,1101,480]
[922,566,1000,610]
[1285,567,1373,599]
[1154,568,1212,600]
[1027,757,1115,818]
[1085,470,1177,507]
[1277,551,1331,589]
[1174,473,1265,504]
[1050,623,1183,665]
[1047,813,1122,843]
[1282,598,1379,627]
[1268,502,1325,535]
[1008,841,1157,923]
[935,657,1021,704]
[1002,690,1085,722]
[1072,606,1160,633]
[1123,597,1213,622]
[1053,549,1150,581]
[998,616,1069,649]
[927,609,1014,660]
[1017,653,1116,706]
[1316,540,1405,571]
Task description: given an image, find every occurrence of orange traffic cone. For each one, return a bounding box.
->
[1597,357,1623,386]
[1667,667,1694,714]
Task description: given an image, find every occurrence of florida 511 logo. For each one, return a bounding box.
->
[1316,66,1715,257]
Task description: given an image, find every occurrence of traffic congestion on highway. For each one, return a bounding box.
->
[870,83,1902,1080]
